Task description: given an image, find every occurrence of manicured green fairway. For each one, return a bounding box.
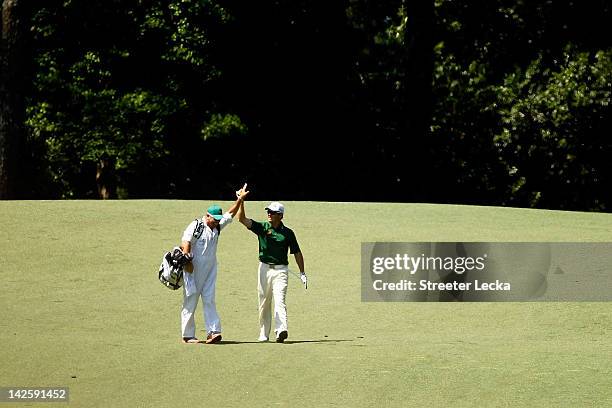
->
[1,200,611,407]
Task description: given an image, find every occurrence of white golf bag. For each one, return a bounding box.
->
[158,218,206,291]
[158,247,191,290]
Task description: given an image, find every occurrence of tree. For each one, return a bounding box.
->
[430,0,612,210]
[18,0,612,209]
[0,0,29,199]
[495,48,612,210]
[341,0,434,201]
[26,0,233,198]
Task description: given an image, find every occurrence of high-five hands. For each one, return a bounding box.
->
[236,183,250,200]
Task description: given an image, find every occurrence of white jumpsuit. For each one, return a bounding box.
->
[180,213,232,338]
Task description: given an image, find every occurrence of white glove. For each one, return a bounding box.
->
[300,272,308,289]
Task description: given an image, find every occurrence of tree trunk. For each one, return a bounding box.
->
[96,155,117,199]
[0,0,27,199]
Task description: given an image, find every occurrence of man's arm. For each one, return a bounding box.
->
[294,251,305,273]
[294,251,307,289]
[181,241,193,273]
[237,195,253,229]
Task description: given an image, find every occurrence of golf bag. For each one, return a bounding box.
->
[158,218,204,290]
[158,247,193,290]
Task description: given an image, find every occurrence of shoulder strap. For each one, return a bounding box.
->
[193,218,205,239]
[192,218,221,238]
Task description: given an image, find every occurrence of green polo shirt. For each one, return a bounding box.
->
[248,220,301,265]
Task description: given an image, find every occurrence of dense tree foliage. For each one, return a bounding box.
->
[1,0,31,199]
[429,0,612,210]
[3,0,611,210]
[25,0,234,197]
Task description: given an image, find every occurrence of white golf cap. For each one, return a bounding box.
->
[265,201,285,214]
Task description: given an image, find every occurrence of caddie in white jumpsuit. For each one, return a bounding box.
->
[179,190,247,344]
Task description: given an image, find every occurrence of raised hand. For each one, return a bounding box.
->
[236,183,250,199]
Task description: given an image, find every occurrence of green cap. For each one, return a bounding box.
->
[207,204,223,220]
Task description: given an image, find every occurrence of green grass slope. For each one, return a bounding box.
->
[1,200,611,407]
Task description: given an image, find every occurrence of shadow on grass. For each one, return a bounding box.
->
[283,339,353,344]
[218,339,354,345]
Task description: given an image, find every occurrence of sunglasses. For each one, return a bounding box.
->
[267,210,281,215]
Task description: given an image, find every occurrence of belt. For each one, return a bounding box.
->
[263,262,287,270]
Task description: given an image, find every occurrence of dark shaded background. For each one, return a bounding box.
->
[2,0,611,210]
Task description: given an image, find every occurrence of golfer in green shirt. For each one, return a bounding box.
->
[237,186,306,343]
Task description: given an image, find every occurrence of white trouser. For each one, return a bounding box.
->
[181,260,221,338]
[258,262,289,338]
